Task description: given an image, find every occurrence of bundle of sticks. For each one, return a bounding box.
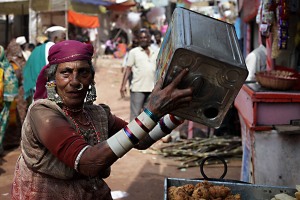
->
[146,136,242,168]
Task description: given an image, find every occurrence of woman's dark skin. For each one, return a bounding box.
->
[55,60,93,109]
[53,60,193,177]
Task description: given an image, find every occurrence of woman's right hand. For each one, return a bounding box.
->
[146,68,193,119]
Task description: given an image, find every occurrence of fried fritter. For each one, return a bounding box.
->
[208,185,231,198]
[192,185,210,199]
[168,186,193,200]
[167,181,241,200]
[168,186,178,200]
[180,184,195,196]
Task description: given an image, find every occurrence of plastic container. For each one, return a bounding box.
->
[156,7,248,128]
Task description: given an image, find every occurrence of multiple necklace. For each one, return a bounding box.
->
[63,106,101,145]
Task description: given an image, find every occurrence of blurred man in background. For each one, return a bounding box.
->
[120,28,159,121]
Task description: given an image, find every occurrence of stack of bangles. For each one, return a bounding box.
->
[107,108,184,158]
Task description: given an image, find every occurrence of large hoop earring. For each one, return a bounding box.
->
[85,84,97,105]
[46,81,63,104]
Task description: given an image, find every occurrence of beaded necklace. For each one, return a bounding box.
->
[63,106,83,113]
[63,107,101,145]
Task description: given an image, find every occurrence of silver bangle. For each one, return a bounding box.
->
[74,145,91,171]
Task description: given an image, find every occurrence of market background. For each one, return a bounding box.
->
[0,0,300,199]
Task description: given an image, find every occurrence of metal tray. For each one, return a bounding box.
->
[164,157,296,199]
[164,178,297,200]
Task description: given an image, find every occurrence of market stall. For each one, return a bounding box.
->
[234,83,300,186]
[235,0,300,187]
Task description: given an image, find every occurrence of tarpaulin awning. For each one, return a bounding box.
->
[107,0,136,12]
[68,10,100,28]
[0,0,29,15]
[71,0,112,6]
[30,0,109,14]
[0,0,136,15]
[71,0,136,13]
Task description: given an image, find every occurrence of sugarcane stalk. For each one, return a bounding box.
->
[144,136,243,168]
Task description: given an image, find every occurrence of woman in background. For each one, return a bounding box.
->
[0,45,19,155]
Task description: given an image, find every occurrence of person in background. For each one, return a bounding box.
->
[6,37,27,83]
[104,37,116,55]
[120,35,139,101]
[3,37,29,150]
[0,45,19,155]
[120,28,159,121]
[150,30,162,51]
[23,26,66,103]
[121,35,139,73]
[26,43,36,52]
[245,35,267,81]
[113,37,127,59]
[15,36,31,61]
[11,40,193,199]
[88,28,98,47]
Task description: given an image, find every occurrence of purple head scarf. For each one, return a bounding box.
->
[34,40,94,100]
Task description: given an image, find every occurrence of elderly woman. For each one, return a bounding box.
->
[11,40,193,199]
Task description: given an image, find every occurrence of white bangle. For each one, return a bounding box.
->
[164,114,183,128]
[107,110,158,158]
[137,111,157,129]
[149,114,184,141]
[107,134,127,158]
[116,129,134,151]
[149,124,167,141]
[74,145,91,171]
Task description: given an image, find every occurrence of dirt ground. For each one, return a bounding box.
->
[0,57,241,200]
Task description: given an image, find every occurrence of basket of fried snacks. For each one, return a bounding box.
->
[255,70,298,91]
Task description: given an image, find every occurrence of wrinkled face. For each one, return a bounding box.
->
[55,60,93,108]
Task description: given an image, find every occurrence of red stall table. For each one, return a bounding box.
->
[234,83,300,187]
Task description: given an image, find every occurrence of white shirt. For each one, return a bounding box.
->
[88,28,98,42]
[126,46,159,92]
[22,50,31,61]
[245,44,267,81]
[45,41,55,64]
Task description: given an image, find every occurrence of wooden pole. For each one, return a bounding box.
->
[5,15,9,47]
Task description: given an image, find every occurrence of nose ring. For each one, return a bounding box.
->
[77,83,84,91]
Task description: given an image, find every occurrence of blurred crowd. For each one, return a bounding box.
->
[0,26,67,155]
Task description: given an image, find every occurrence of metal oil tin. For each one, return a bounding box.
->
[156,7,248,128]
